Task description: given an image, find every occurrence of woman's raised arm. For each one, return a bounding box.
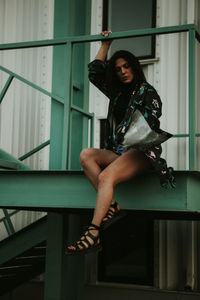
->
[95,30,112,61]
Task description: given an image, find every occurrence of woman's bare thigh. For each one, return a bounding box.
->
[100,148,151,186]
[83,148,119,168]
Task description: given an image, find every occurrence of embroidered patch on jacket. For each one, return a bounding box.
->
[152,99,159,108]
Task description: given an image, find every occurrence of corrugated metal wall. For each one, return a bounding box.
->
[155,0,200,291]
[0,0,54,240]
[89,0,200,291]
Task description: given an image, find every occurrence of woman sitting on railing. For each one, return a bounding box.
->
[66,31,175,255]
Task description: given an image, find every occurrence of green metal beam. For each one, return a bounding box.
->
[2,209,15,236]
[188,28,196,170]
[44,213,85,300]
[0,216,47,265]
[44,213,69,300]
[0,24,197,50]
[0,159,19,170]
[0,75,14,104]
[0,38,67,51]
[0,65,64,104]
[71,104,94,118]
[0,210,19,224]
[62,42,73,170]
[0,170,199,215]
[18,140,50,161]
[0,149,30,170]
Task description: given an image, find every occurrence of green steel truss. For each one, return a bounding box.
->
[0,22,199,240]
[0,23,199,169]
[0,22,200,300]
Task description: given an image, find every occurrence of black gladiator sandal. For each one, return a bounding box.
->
[101,202,126,230]
[65,223,102,255]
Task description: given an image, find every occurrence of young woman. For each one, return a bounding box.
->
[66,31,175,255]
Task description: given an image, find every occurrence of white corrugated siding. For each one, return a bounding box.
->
[0,0,54,240]
[89,0,200,291]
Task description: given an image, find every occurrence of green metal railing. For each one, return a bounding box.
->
[0,23,199,168]
[0,23,200,237]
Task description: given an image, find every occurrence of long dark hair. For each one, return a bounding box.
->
[106,50,146,99]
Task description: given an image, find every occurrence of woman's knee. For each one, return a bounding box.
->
[98,169,114,188]
[80,148,96,167]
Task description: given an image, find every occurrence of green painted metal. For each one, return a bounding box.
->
[0,216,47,265]
[0,149,28,238]
[68,0,91,170]
[0,23,199,171]
[0,65,64,104]
[0,149,30,170]
[71,104,93,119]
[18,139,50,161]
[49,0,71,170]
[0,170,199,216]
[44,213,68,300]
[0,159,19,169]
[63,42,73,170]
[173,134,200,137]
[47,2,90,299]
[0,210,19,224]
[90,112,95,147]
[188,28,196,170]
[0,75,14,104]
[2,209,15,236]
[0,17,199,300]
[44,213,85,300]
[0,24,197,51]
[0,38,67,51]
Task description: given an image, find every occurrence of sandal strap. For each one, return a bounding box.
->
[87,223,101,231]
[110,201,118,209]
[71,223,100,251]
[104,202,119,219]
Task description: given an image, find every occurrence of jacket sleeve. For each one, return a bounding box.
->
[142,86,162,130]
[88,59,109,97]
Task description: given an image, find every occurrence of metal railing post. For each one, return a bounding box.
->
[188,28,196,170]
[62,42,73,170]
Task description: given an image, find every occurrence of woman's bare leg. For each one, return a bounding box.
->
[67,148,151,251]
[80,148,118,191]
[91,148,151,227]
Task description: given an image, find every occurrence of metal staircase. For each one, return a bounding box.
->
[0,217,47,296]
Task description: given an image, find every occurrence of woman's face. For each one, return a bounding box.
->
[115,58,134,84]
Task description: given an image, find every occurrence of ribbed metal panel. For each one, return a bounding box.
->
[0,0,54,169]
[0,0,54,240]
[155,0,199,291]
[196,40,200,171]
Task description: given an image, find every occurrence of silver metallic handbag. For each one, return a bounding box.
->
[120,109,172,148]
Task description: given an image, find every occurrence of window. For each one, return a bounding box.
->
[103,0,156,59]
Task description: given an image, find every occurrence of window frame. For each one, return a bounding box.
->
[102,0,157,60]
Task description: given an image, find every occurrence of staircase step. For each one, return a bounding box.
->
[1,256,45,270]
[0,221,47,296]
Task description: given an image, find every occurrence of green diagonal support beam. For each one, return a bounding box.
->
[0,75,14,104]
[2,209,15,235]
[0,65,64,104]
[18,140,50,161]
